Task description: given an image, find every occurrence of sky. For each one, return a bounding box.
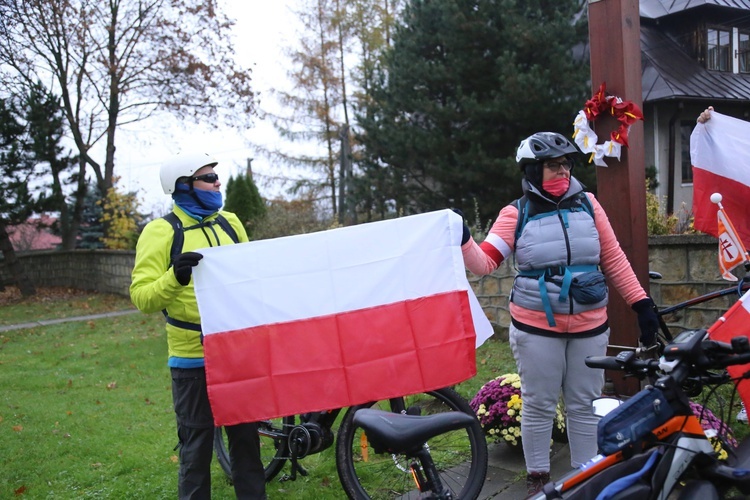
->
[114,0,305,216]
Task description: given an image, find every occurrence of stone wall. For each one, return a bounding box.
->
[1,250,136,296]
[1,235,741,337]
[467,234,740,339]
[647,234,746,336]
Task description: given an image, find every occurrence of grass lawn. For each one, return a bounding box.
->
[0,288,516,499]
[5,288,744,499]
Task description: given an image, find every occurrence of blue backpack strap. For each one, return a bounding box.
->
[518,265,598,327]
[576,191,595,220]
[513,195,530,244]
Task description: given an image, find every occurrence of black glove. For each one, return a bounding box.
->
[451,208,472,245]
[632,297,659,346]
[173,252,203,286]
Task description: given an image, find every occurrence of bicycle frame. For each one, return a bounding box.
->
[655,277,750,343]
[214,388,488,499]
[538,413,713,499]
[530,329,750,500]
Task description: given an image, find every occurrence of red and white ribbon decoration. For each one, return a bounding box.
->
[572,82,644,167]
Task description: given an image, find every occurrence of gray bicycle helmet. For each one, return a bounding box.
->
[516,132,580,169]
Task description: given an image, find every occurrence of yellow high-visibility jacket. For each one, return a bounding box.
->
[130,205,248,360]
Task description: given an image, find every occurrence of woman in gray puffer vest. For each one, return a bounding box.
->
[460,132,659,496]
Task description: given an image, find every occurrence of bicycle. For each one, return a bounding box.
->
[649,272,750,347]
[598,273,750,396]
[528,324,750,499]
[351,408,481,500]
[213,387,489,499]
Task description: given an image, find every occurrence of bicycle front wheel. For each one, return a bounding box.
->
[214,415,295,482]
[335,387,488,500]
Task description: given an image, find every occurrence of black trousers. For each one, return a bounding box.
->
[171,367,266,499]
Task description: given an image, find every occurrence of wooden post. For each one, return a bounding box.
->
[588,0,649,396]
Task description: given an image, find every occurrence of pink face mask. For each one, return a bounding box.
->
[542,177,570,197]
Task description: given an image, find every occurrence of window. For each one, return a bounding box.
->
[740,31,750,74]
[707,28,731,71]
[681,122,693,184]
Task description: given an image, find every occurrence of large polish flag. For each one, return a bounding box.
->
[193,210,493,426]
[708,290,750,410]
[691,111,750,248]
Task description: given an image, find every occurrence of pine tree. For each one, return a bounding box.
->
[357,0,591,223]
[0,97,44,295]
[77,188,104,250]
[224,173,266,239]
[24,83,80,249]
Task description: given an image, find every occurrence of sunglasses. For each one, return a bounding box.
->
[192,173,219,183]
[543,160,573,173]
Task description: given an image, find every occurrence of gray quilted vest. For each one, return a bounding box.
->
[511,178,607,326]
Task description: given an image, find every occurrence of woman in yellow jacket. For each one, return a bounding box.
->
[130,152,265,499]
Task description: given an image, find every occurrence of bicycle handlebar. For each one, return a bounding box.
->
[586,331,750,386]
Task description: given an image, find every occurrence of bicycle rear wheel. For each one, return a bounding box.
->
[214,415,295,481]
[335,387,488,500]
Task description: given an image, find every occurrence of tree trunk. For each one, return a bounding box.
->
[0,221,36,297]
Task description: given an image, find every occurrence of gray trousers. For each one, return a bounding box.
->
[509,324,608,473]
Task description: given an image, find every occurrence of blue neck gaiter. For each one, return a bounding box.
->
[172,183,223,219]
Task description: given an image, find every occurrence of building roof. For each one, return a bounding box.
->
[641,24,750,103]
[640,0,750,18]
[8,215,62,251]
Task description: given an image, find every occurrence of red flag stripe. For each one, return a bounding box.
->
[708,292,750,411]
[693,168,750,247]
[204,291,477,426]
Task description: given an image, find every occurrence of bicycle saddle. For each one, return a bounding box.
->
[353,408,476,454]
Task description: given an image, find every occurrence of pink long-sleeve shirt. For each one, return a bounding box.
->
[462,193,647,334]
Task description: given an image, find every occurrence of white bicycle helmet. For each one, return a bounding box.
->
[159,152,219,194]
[516,132,579,169]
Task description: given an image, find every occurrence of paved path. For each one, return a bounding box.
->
[478,441,571,499]
[0,308,139,332]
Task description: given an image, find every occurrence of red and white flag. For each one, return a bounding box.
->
[708,290,750,409]
[715,199,750,281]
[193,210,493,426]
[691,111,750,249]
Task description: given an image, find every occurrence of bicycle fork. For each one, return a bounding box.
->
[409,446,453,499]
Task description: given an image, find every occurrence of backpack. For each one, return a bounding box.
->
[162,212,239,267]
[160,212,240,335]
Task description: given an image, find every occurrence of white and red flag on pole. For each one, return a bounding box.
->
[691,111,750,250]
[711,193,750,281]
[193,210,493,426]
[708,290,750,409]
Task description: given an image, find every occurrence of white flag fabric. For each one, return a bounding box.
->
[193,210,492,425]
